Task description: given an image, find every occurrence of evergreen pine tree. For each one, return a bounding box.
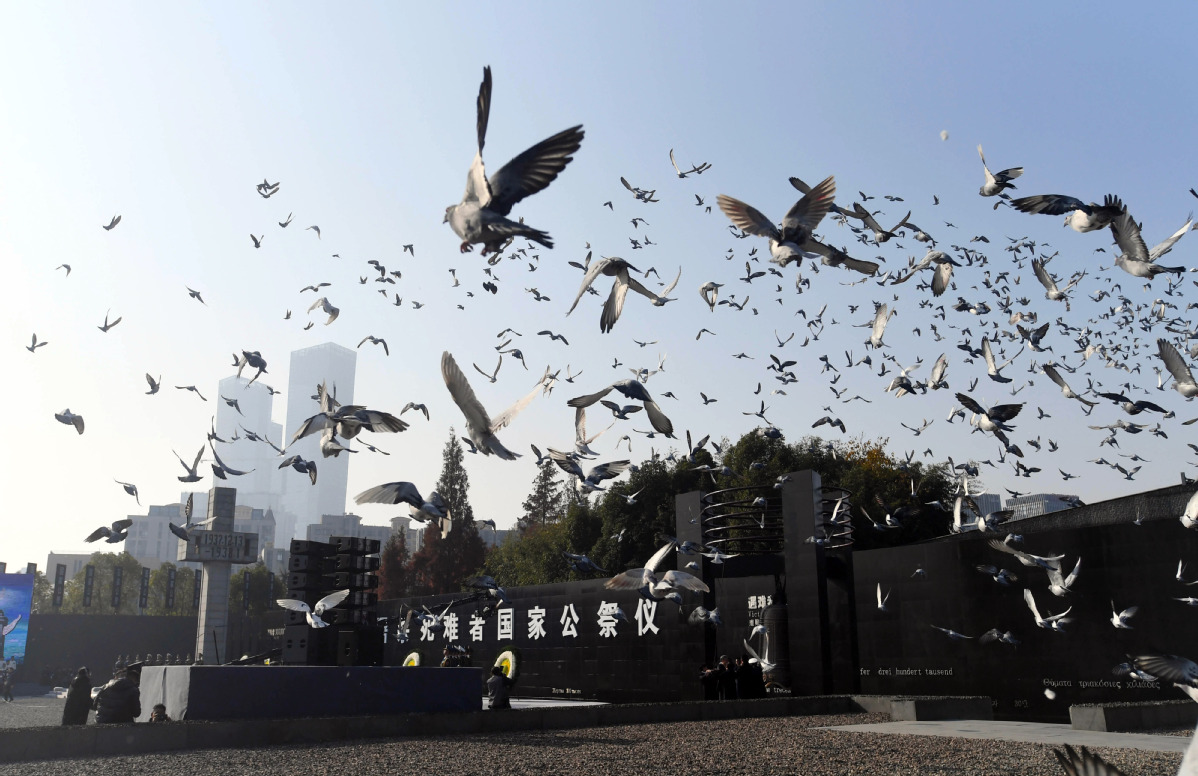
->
[435,428,474,525]
[377,530,411,599]
[518,459,564,532]
[406,429,487,593]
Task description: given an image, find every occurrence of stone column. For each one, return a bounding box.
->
[195,487,236,664]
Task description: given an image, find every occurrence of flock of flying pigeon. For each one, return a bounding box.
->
[32,66,1198,718]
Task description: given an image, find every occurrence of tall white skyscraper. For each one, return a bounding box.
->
[213,376,283,499]
[280,342,357,540]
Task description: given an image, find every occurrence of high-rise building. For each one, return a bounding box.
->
[233,506,276,555]
[972,493,1002,516]
[213,376,283,498]
[1006,493,1077,521]
[125,504,190,567]
[281,342,357,540]
[389,515,425,552]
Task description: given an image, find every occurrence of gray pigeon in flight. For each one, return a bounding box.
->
[444,66,584,255]
[716,175,837,268]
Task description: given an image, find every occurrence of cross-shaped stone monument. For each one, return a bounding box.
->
[178,487,259,665]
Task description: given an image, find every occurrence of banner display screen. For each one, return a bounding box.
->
[0,573,35,665]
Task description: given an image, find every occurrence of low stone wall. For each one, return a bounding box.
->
[1070,700,1198,732]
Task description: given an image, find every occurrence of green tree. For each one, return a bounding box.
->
[435,428,474,525]
[482,521,572,585]
[57,552,148,615]
[31,571,51,614]
[229,562,276,618]
[472,429,959,586]
[517,459,564,532]
[377,531,411,600]
[144,563,198,616]
[407,431,488,594]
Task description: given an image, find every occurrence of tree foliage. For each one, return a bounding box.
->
[45,554,204,617]
[518,460,564,532]
[377,531,412,600]
[479,429,959,586]
[229,562,276,618]
[435,428,475,525]
[406,430,488,594]
[31,571,51,614]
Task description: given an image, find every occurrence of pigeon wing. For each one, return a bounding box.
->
[605,569,647,590]
[1110,211,1149,262]
[781,174,836,236]
[276,599,312,614]
[645,540,677,573]
[442,351,495,434]
[1158,339,1197,385]
[642,398,674,436]
[487,125,585,216]
[567,254,609,316]
[314,589,351,615]
[1010,194,1090,216]
[716,195,779,240]
[354,481,423,508]
[567,384,616,409]
[955,392,987,416]
[659,570,710,592]
[489,372,548,432]
[84,526,111,543]
[586,460,631,483]
[988,403,1024,423]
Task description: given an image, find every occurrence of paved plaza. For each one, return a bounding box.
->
[0,702,1191,775]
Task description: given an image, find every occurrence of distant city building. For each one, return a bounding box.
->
[389,515,424,552]
[1006,493,1077,521]
[281,343,357,540]
[233,506,276,556]
[46,553,98,579]
[972,493,1002,516]
[125,504,190,567]
[210,376,297,544]
[260,546,289,577]
[306,513,391,549]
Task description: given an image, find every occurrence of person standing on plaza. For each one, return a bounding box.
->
[716,654,738,700]
[698,663,720,700]
[61,667,92,725]
[1,663,14,702]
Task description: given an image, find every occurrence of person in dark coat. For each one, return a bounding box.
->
[736,655,765,698]
[486,666,514,710]
[716,655,738,700]
[698,663,720,700]
[61,667,92,725]
[93,668,141,724]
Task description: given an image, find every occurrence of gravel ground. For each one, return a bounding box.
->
[0,712,1186,776]
[0,696,90,728]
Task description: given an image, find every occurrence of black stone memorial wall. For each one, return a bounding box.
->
[854,501,1198,721]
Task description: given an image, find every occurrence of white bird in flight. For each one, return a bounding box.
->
[441,351,547,460]
[276,589,350,628]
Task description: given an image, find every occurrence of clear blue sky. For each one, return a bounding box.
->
[5,3,1198,569]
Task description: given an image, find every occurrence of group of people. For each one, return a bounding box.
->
[439,645,474,667]
[699,654,766,700]
[60,665,171,725]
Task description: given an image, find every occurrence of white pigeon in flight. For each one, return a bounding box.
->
[442,351,547,460]
[1024,588,1072,632]
[276,589,350,628]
